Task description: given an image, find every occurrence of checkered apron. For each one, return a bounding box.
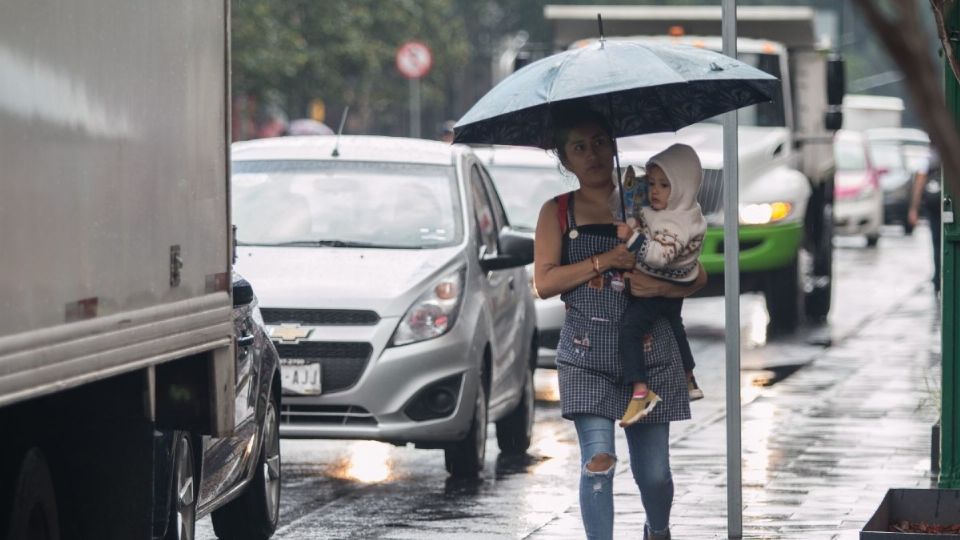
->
[556,195,691,423]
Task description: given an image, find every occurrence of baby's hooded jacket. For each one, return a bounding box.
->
[626,143,708,283]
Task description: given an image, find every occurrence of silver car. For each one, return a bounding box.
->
[231,136,537,477]
[473,146,577,368]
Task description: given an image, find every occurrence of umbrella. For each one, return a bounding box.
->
[453,33,779,216]
[453,40,779,148]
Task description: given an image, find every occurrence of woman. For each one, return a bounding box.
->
[533,107,707,540]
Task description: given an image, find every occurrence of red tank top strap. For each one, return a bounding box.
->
[555,191,574,234]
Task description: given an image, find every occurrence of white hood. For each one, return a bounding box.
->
[234,245,463,316]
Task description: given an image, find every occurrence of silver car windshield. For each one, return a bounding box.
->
[232,160,463,249]
[834,140,867,171]
[487,165,578,231]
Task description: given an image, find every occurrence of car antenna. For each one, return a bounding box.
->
[331,105,349,158]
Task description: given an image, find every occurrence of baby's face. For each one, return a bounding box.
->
[647,165,671,211]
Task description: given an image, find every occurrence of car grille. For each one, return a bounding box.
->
[275,342,372,393]
[698,168,723,217]
[280,404,377,426]
[262,308,380,326]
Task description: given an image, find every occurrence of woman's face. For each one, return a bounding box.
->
[561,123,614,188]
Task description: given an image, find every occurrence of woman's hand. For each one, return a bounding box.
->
[626,263,707,298]
[603,243,635,270]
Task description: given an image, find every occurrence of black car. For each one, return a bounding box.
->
[156,275,281,540]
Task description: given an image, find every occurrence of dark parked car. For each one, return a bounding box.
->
[157,275,281,540]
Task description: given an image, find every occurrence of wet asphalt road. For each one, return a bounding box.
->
[198,224,936,540]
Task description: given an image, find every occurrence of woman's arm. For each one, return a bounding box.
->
[533,200,635,299]
[626,263,707,298]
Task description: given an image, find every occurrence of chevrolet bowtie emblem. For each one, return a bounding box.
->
[270,324,312,342]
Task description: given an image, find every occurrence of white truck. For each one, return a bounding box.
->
[0,2,235,538]
[842,94,905,132]
[546,5,844,333]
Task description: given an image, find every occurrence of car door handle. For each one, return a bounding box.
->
[507,276,515,291]
[237,333,255,348]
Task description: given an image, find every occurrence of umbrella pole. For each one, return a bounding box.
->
[613,141,627,220]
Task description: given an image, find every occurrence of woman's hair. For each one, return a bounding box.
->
[547,104,613,164]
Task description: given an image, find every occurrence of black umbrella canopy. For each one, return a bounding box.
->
[454,40,779,148]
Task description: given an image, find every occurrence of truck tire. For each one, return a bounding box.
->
[3,448,60,540]
[764,256,802,335]
[211,393,281,540]
[165,434,196,540]
[444,381,487,478]
[495,367,535,454]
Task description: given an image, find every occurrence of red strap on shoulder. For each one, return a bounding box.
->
[556,192,571,234]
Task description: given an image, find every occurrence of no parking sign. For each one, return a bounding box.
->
[396,41,432,79]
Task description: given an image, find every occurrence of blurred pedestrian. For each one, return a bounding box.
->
[439,120,456,143]
[908,148,942,293]
[533,105,706,540]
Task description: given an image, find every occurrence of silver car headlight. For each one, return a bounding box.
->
[390,268,466,347]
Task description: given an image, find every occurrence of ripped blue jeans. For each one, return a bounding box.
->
[573,415,673,540]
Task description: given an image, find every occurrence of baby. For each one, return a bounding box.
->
[617,143,707,427]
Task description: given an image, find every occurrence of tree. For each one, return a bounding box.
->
[852,0,960,200]
[231,0,470,137]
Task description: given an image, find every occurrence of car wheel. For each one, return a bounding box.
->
[866,233,880,248]
[2,447,60,540]
[495,367,535,454]
[764,256,802,336]
[165,434,196,540]
[211,392,281,540]
[444,380,487,478]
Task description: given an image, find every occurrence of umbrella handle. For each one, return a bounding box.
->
[614,149,626,221]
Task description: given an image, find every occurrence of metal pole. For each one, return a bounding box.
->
[410,77,421,138]
[940,3,960,489]
[722,0,743,537]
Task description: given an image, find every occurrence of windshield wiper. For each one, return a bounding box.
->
[246,239,420,249]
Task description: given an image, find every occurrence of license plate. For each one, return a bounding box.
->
[280,358,322,395]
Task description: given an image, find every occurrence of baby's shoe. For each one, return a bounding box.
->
[619,389,661,427]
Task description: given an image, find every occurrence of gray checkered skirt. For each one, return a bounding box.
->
[555,213,690,423]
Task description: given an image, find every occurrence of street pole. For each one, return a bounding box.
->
[722,0,743,536]
[410,77,421,139]
[941,3,960,489]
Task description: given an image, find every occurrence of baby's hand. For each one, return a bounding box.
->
[616,222,632,241]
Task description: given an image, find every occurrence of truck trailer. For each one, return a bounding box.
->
[0,1,235,538]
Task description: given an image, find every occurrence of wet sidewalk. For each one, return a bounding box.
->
[528,284,941,540]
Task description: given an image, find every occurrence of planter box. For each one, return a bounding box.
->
[862,489,960,539]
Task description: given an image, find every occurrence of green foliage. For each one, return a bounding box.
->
[232,0,469,136]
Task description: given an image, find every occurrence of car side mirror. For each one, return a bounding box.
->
[479,229,534,272]
[824,109,843,131]
[233,279,255,307]
[824,55,845,131]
